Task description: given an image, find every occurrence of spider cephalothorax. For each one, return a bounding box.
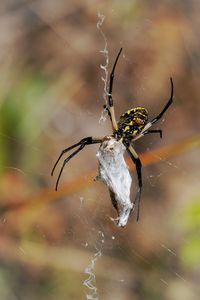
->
[51,48,174,221]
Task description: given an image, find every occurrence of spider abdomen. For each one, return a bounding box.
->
[116,107,148,144]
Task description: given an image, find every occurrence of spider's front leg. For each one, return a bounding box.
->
[51,136,103,190]
[127,145,142,221]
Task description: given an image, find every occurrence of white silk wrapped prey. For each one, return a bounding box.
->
[96,137,133,227]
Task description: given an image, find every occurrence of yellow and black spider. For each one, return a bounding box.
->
[51,48,174,221]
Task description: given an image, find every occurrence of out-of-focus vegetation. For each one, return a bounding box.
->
[0,1,200,299]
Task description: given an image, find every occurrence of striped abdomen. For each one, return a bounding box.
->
[116,107,148,145]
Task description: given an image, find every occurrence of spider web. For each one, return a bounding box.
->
[97,12,110,124]
[83,231,103,300]
[82,14,109,300]
[0,2,199,300]
[81,12,190,300]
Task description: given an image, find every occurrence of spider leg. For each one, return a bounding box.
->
[144,129,162,138]
[108,48,123,107]
[51,137,91,176]
[132,77,173,142]
[106,48,123,131]
[127,145,142,221]
[55,144,84,191]
[151,77,174,125]
[51,137,102,189]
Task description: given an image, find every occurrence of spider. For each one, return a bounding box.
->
[51,48,174,221]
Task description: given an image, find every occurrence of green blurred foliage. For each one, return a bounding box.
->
[180,195,200,267]
[0,73,48,171]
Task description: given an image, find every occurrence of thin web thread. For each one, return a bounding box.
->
[97,12,109,123]
[83,231,104,300]
[146,148,179,186]
[82,14,107,300]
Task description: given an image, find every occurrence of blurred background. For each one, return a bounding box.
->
[0,0,200,299]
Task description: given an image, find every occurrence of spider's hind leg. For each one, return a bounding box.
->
[144,129,162,138]
[106,48,123,131]
[151,77,174,125]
